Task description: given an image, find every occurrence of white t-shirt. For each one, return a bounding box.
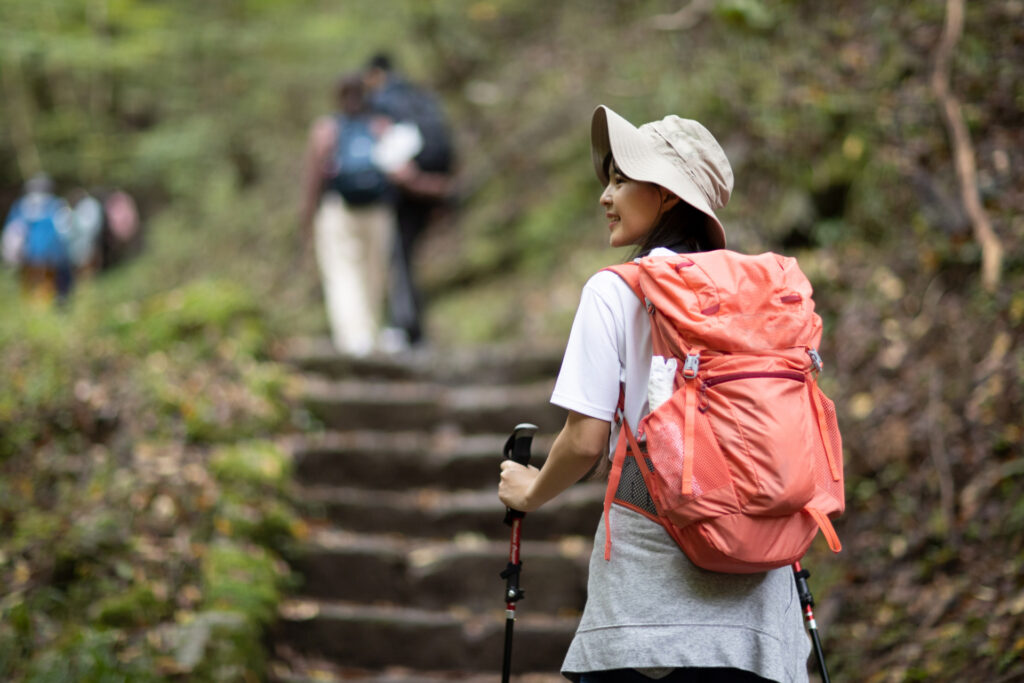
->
[551,252,675,454]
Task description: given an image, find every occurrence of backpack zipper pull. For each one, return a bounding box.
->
[698,381,710,413]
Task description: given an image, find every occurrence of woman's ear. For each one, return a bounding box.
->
[659,188,681,210]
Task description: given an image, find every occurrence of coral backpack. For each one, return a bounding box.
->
[603,250,845,573]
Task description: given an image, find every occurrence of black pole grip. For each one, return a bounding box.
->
[503,422,537,467]
[503,423,537,524]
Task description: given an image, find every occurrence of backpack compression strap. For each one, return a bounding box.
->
[806,507,842,552]
[603,421,629,561]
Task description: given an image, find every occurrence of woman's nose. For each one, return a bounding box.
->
[599,184,612,206]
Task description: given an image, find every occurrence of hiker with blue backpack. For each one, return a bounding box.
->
[2,173,74,304]
[300,72,409,356]
[498,106,844,682]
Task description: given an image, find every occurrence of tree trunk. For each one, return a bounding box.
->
[930,0,1004,292]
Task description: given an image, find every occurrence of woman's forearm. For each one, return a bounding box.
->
[500,411,610,512]
[525,412,610,510]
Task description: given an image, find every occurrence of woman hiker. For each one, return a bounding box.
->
[498,105,811,683]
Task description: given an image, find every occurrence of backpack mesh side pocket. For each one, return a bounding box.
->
[612,448,659,521]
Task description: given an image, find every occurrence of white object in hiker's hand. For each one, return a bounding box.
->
[374,122,423,173]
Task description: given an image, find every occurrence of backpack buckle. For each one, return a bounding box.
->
[807,348,823,374]
[682,353,701,379]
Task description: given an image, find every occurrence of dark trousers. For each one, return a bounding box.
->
[388,195,435,344]
[579,668,773,683]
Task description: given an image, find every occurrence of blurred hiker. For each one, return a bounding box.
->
[66,188,104,277]
[300,72,399,356]
[498,107,811,682]
[365,52,455,350]
[99,188,142,270]
[1,173,74,304]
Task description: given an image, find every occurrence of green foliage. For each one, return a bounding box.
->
[210,440,291,491]
[713,0,776,32]
[0,267,297,679]
[91,584,170,629]
[211,442,300,552]
[22,627,161,683]
[163,610,261,681]
[103,278,265,357]
[200,540,285,626]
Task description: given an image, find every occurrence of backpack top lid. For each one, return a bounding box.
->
[625,250,823,356]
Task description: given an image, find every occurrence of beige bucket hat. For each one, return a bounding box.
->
[591,105,733,250]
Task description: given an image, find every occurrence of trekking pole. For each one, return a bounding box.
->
[500,422,538,683]
[793,561,831,683]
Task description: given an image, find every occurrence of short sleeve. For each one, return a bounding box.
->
[550,274,623,422]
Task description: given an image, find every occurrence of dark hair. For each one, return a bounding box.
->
[335,72,368,114]
[367,52,393,71]
[631,200,714,259]
[602,153,714,259]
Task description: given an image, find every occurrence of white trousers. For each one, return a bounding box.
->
[314,193,394,356]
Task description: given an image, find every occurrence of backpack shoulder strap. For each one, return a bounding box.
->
[601,262,643,303]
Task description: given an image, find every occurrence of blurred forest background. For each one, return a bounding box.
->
[1,0,1022,680]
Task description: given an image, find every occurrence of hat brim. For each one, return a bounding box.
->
[591,105,726,250]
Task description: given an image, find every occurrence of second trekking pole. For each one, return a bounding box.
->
[793,561,831,683]
[500,422,538,683]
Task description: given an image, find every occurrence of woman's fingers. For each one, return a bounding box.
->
[498,461,540,511]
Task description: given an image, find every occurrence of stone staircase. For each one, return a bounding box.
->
[271,339,603,682]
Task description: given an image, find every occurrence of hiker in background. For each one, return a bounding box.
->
[66,188,105,277]
[99,188,142,270]
[498,106,810,682]
[364,52,455,350]
[299,72,397,357]
[1,173,74,304]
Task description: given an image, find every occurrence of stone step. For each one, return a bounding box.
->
[269,652,565,682]
[301,483,603,541]
[284,337,563,385]
[274,598,577,674]
[290,431,558,490]
[301,377,565,434]
[289,529,590,613]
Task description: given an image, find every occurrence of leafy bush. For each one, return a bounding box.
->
[0,273,299,681]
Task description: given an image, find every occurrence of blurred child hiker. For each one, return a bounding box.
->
[364,52,455,350]
[498,106,811,682]
[299,73,404,356]
[2,173,74,305]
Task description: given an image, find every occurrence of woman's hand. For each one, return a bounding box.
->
[499,460,541,512]
[496,411,610,513]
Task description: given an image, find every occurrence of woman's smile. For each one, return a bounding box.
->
[600,163,678,247]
